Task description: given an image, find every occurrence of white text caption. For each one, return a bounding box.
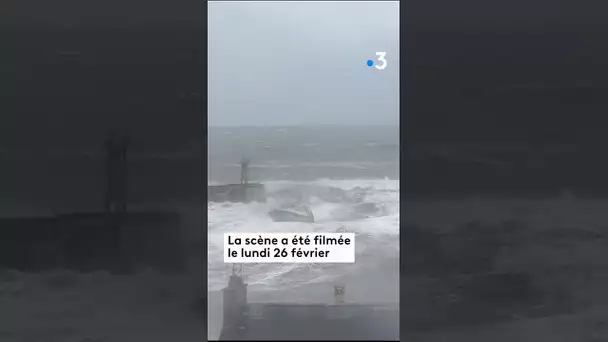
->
[224,233,355,263]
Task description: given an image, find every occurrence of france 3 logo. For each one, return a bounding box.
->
[366,52,387,70]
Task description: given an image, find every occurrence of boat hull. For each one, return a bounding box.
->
[268,209,315,223]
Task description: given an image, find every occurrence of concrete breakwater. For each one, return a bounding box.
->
[208,183,266,203]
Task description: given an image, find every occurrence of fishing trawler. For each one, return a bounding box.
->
[219,267,399,340]
[268,204,315,223]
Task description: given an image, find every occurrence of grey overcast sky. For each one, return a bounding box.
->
[208,1,399,127]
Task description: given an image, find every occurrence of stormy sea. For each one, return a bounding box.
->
[1,126,608,341]
[0,125,400,341]
[207,126,401,339]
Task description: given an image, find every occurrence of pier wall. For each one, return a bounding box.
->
[208,183,266,203]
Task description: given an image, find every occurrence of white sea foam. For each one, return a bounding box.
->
[5,188,608,342]
[207,178,400,300]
